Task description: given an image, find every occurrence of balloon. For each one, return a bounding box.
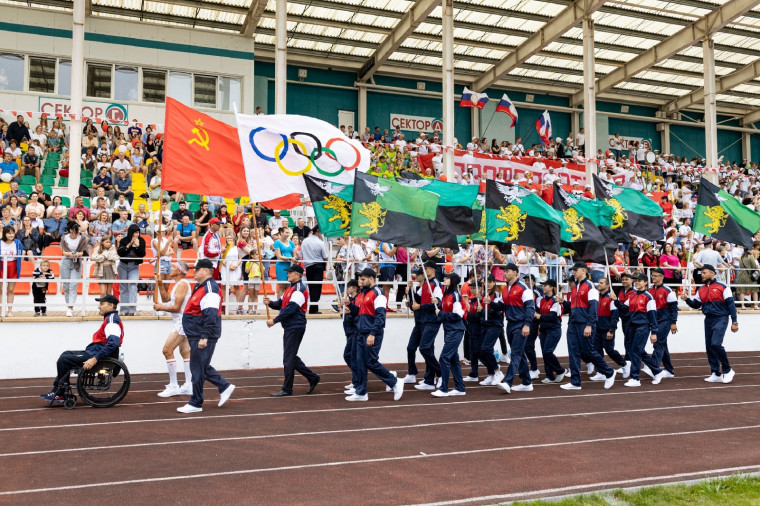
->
[439,174,447,182]
[0,173,11,183]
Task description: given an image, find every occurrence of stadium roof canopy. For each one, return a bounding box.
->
[12,0,760,119]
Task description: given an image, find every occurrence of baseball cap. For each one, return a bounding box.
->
[208,218,221,225]
[287,264,304,274]
[95,295,119,306]
[194,259,214,271]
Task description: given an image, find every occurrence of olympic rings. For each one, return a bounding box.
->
[290,132,322,160]
[249,127,288,162]
[274,138,312,176]
[310,147,344,177]
[325,138,361,171]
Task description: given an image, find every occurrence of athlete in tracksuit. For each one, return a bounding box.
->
[464,281,483,381]
[403,269,425,384]
[562,262,616,390]
[522,273,542,380]
[536,279,567,383]
[496,263,536,393]
[616,272,635,378]
[594,278,627,375]
[414,260,443,390]
[647,268,678,377]
[684,264,739,384]
[341,279,361,393]
[478,274,505,386]
[432,272,467,397]
[613,272,665,387]
[346,268,403,402]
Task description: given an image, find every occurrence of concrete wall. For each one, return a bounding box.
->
[4,313,759,380]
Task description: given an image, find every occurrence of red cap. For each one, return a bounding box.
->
[209,218,221,225]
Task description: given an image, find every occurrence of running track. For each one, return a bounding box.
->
[2,352,760,504]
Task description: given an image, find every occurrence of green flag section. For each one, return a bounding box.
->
[485,179,562,254]
[350,171,440,249]
[457,194,486,245]
[552,184,617,263]
[593,174,663,242]
[302,174,354,238]
[396,175,479,247]
[693,177,760,248]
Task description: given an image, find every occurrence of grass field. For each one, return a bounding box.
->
[513,473,760,505]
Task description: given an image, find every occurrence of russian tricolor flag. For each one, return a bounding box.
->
[495,93,518,128]
[460,87,489,109]
[535,110,552,146]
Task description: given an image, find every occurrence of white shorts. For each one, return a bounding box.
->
[172,316,185,336]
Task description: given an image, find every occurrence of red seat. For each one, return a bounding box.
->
[43,245,62,259]
[13,282,30,295]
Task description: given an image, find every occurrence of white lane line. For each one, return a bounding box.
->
[3,382,759,432]
[2,424,760,496]
[409,464,760,506]
[2,399,759,458]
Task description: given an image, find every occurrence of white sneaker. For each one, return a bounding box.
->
[177,403,202,413]
[622,361,631,379]
[448,389,466,396]
[345,393,369,402]
[386,371,397,392]
[218,384,235,407]
[345,383,354,390]
[402,375,417,384]
[431,389,449,398]
[158,384,181,398]
[541,378,554,384]
[414,383,435,390]
[560,383,582,390]
[179,383,193,395]
[555,369,568,383]
[586,363,594,375]
[436,377,442,388]
[529,369,540,380]
[641,364,654,379]
[652,371,665,385]
[479,376,494,386]
[492,370,505,385]
[661,370,675,379]
[66,309,73,317]
[496,382,511,394]
[722,369,735,384]
[604,370,616,390]
[498,354,509,363]
[512,383,533,392]
[345,387,356,395]
[705,373,724,383]
[392,380,404,401]
[590,372,606,382]
[463,376,479,382]
[624,379,641,387]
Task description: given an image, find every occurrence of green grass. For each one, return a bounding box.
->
[512,473,760,506]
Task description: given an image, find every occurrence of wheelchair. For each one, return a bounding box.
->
[55,354,131,410]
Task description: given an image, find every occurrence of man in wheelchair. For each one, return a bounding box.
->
[40,295,125,404]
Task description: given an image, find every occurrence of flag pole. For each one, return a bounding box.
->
[324,236,342,317]
[482,109,498,138]
[417,255,436,312]
[484,238,489,321]
[153,189,163,302]
[604,249,614,290]
[251,206,271,320]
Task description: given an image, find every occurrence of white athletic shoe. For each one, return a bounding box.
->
[512,383,533,392]
[496,382,511,394]
[492,370,505,385]
[218,384,235,407]
[392,380,404,401]
[622,361,632,379]
[414,383,435,390]
[555,369,568,383]
[177,403,202,413]
[448,389,466,396]
[705,373,724,383]
[179,383,193,395]
[479,376,494,386]
[345,393,369,402]
[345,383,354,390]
[498,354,510,363]
[345,387,356,395]
[402,375,417,384]
[431,389,449,398]
[66,309,73,317]
[158,384,181,398]
[463,376,479,382]
[722,369,736,384]
[586,363,594,375]
[604,370,617,390]
[661,371,675,379]
[386,371,398,392]
[590,372,606,382]
[560,383,582,390]
[651,371,665,385]
[541,378,554,384]
[529,369,540,380]
[436,377,443,388]
[624,379,641,387]
[641,364,654,379]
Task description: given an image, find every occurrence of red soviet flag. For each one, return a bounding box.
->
[162,97,248,197]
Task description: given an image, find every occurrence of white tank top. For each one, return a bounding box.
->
[170,279,191,323]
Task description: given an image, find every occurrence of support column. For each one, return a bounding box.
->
[471,107,479,142]
[274,0,287,114]
[703,36,719,183]
[741,132,751,164]
[357,84,367,134]
[441,0,454,181]
[582,16,596,184]
[661,123,671,156]
[571,111,580,142]
[69,0,85,199]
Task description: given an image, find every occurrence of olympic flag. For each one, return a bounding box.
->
[235,113,371,208]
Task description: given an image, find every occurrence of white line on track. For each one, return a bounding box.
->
[2,399,759,458]
[3,382,760,432]
[2,425,760,496]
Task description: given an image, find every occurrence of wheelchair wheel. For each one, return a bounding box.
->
[64,396,77,410]
[76,358,130,408]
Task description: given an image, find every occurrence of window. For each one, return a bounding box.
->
[142,69,166,103]
[0,53,24,91]
[167,71,191,105]
[29,57,56,93]
[219,76,241,111]
[114,65,138,101]
[86,63,111,98]
[58,60,71,96]
[194,75,216,108]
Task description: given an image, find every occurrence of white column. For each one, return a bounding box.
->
[571,111,580,141]
[471,107,479,141]
[582,16,596,183]
[703,36,718,171]
[441,0,455,181]
[357,84,367,133]
[741,132,751,163]
[274,0,287,114]
[69,0,85,198]
[661,123,671,155]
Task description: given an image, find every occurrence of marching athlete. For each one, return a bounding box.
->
[646,268,678,378]
[535,279,567,383]
[463,280,483,382]
[341,279,361,394]
[523,273,542,380]
[402,268,425,384]
[414,260,443,390]
[477,274,505,386]
[616,272,635,378]
[590,278,626,381]
[432,272,467,397]
[496,263,536,393]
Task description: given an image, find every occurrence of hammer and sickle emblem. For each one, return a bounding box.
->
[189,127,210,151]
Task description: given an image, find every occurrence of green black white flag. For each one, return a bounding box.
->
[303,174,353,237]
[593,174,663,242]
[693,177,760,248]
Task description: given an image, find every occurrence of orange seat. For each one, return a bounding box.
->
[322,281,336,295]
[47,282,58,295]
[444,263,454,273]
[139,263,157,279]
[43,245,62,259]
[141,234,153,246]
[13,282,30,295]
[21,261,35,277]
[180,248,198,263]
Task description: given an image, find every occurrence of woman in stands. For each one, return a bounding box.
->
[238,227,261,314]
[16,215,42,262]
[273,226,296,297]
[74,210,90,244]
[46,195,67,219]
[0,205,18,232]
[60,221,87,317]
[0,225,22,316]
[7,195,23,222]
[91,234,118,297]
[116,224,146,316]
[221,238,244,314]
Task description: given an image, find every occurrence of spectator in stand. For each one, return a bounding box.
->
[33,183,51,208]
[111,150,133,180]
[7,115,30,146]
[74,210,90,243]
[91,166,115,199]
[111,209,133,236]
[221,236,244,313]
[81,130,99,155]
[199,217,222,279]
[268,210,285,231]
[0,151,19,182]
[19,144,40,183]
[91,235,119,297]
[6,195,23,222]
[292,217,310,242]
[82,146,98,173]
[17,215,43,261]
[174,214,197,251]
[659,243,681,286]
[91,188,111,213]
[194,201,211,236]
[89,210,112,246]
[1,204,18,232]
[231,205,247,233]
[82,118,98,136]
[215,204,231,227]
[274,227,296,297]
[172,200,193,225]
[238,227,261,314]
[0,225,22,316]
[127,120,142,140]
[206,195,225,216]
[152,199,172,232]
[46,129,60,154]
[117,224,146,316]
[152,226,174,282]
[302,226,328,314]
[43,208,67,245]
[114,168,134,205]
[60,221,87,317]
[3,181,27,205]
[25,191,44,218]
[67,195,91,221]
[32,259,54,316]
